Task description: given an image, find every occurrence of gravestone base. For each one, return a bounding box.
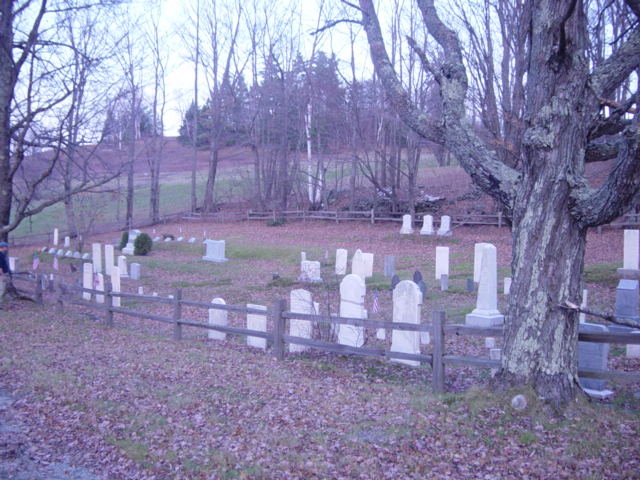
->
[582,388,614,400]
[616,268,640,280]
[465,311,504,327]
[203,255,228,263]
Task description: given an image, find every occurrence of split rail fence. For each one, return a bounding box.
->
[12,273,640,392]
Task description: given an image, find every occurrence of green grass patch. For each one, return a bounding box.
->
[583,262,621,287]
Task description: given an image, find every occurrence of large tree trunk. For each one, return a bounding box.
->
[0,1,14,242]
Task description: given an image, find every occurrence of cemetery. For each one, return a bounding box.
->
[1,219,639,478]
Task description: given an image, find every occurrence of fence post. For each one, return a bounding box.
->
[104,283,114,327]
[335,210,339,224]
[55,281,64,314]
[498,211,502,228]
[272,209,276,222]
[272,298,286,361]
[35,274,43,305]
[371,208,375,225]
[173,288,183,340]
[432,310,446,393]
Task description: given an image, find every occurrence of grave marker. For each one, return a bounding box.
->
[435,246,449,280]
[420,215,434,235]
[208,298,227,341]
[474,243,489,283]
[82,263,92,300]
[111,266,121,307]
[299,260,322,283]
[202,239,228,262]
[130,263,141,281]
[400,214,413,234]
[465,244,504,327]
[390,280,422,366]
[289,289,314,353]
[105,244,115,276]
[338,274,367,348]
[335,248,348,275]
[437,215,451,236]
[384,255,395,277]
[92,243,102,274]
[246,304,268,349]
[578,322,611,396]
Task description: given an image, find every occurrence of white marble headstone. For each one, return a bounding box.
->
[82,263,93,301]
[289,289,315,353]
[466,244,504,327]
[338,274,367,348]
[390,280,423,366]
[335,248,348,275]
[202,239,228,262]
[400,214,413,234]
[437,215,451,236]
[208,298,228,341]
[92,243,102,274]
[246,304,268,349]
[420,215,434,235]
[435,246,449,280]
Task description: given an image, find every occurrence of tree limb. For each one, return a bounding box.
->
[562,301,640,329]
[590,25,640,100]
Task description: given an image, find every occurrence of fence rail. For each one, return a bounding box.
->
[10,273,640,393]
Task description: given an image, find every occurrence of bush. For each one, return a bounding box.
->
[118,231,129,250]
[134,233,153,256]
[267,218,286,227]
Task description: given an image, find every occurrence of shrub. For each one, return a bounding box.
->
[134,233,153,256]
[267,218,286,227]
[118,231,129,250]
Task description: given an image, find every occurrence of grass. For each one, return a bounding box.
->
[584,262,621,287]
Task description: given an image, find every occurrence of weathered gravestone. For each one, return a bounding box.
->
[384,255,395,277]
[578,322,612,396]
[289,289,315,353]
[400,214,414,234]
[111,266,121,307]
[64,236,70,248]
[95,273,105,304]
[104,244,115,276]
[129,263,141,281]
[188,237,196,243]
[504,277,512,296]
[117,255,128,278]
[466,244,504,327]
[435,246,449,280]
[618,229,640,278]
[208,298,227,341]
[413,270,423,284]
[82,263,93,301]
[92,243,102,274]
[335,248,348,275]
[437,215,452,236]
[391,274,400,290]
[246,304,268,349]
[420,215,434,235]
[299,260,322,283]
[122,229,141,255]
[81,253,90,260]
[202,239,228,262]
[338,274,367,348]
[390,280,422,367]
[474,243,490,283]
[440,274,449,291]
[615,279,640,358]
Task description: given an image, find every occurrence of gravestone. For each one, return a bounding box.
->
[390,280,422,366]
[92,243,102,274]
[176,236,184,242]
[56,249,65,257]
[440,274,449,291]
[202,239,228,262]
[81,253,90,260]
[391,274,400,290]
[466,244,504,327]
[111,266,121,307]
[384,255,395,277]
[437,215,452,236]
[616,279,639,321]
[48,248,56,255]
[129,263,141,281]
[485,337,496,349]
[504,277,512,296]
[351,249,366,279]
[489,348,501,377]
[188,237,196,243]
[400,214,413,234]
[578,322,611,394]
[64,236,71,248]
[299,260,322,283]
[82,263,93,300]
[474,243,490,283]
[208,298,227,341]
[335,248,348,275]
[417,279,427,297]
[73,252,81,259]
[420,215,434,235]
[300,252,307,262]
[289,289,314,353]
[618,229,640,278]
[153,236,161,242]
[413,270,423,284]
[627,331,640,358]
[122,229,141,255]
[95,273,105,304]
[164,237,172,242]
[117,255,128,278]
[338,274,367,348]
[8,257,16,272]
[435,246,449,280]
[65,250,73,257]
[246,304,268,349]
[53,228,59,246]
[466,278,475,292]
[137,286,144,295]
[104,244,115,276]
[361,253,374,278]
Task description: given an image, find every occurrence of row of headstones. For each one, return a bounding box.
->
[400,214,451,236]
[206,275,428,365]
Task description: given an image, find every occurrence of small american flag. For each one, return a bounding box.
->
[372,291,380,313]
[32,253,40,270]
[52,256,59,270]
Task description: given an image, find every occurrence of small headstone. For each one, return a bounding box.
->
[578,322,610,392]
[73,252,81,259]
[65,250,73,257]
[466,278,475,292]
[137,286,144,295]
[208,298,228,341]
[48,248,56,254]
[64,236,71,248]
[117,255,128,278]
[485,337,496,349]
[111,266,121,307]
[391,274,400,290]
[626,331,640,358]
[490,348,501,377]
[81,253,90,260]
[420,215,434,235]
[163,237,172,242]
[188,237,196,243]
[440,274,449,291]
[176,236,183,242]
[511,394,527,411]
[400,214,413,234]
[130,263,141,281]
[323,249,330,265]
[338,274,367,348]
[246,304,268,349]
[202,239,228,262]
[437,215,451,236]
[153,236,161,242]
[383,255,395,278]
[335,248,348,275]
[435,246,449,280]
[56,249,65,257]
[504,277,512,296]
[390,280,422,366]
[301,251,307,262]
[299,260,322,283]
[615,279,639,321]
[289,289,314,353]
[412,270,423,284]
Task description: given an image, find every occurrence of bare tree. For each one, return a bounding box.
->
[354,0,640,405]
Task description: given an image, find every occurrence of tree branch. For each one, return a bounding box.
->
[590,25,640,100]
[562,301,640,329]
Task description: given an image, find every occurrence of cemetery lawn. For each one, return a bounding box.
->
[2,221,639,479]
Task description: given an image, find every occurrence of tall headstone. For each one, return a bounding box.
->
[435,246,449,280]
[111,266,121,307]
[390,281,422,366]
[465,244,504,327]
[623,229,640,270]
[335,248,348,275]
[117,255,128,278]
[202,239,228,262]
[104,244,115,276]
[95,273,105,304]
[82,263,93,301]
[289,289,314,353]
[129,263,141,281]
[420,215,434,235]
[384,255,395,278]
[352,249,366,279]
[400,214,413,234]
[473,243,490,283]
[246,304,268,349]
[578,322,610,393]
[53,228,59,246]
[361,253,374,278]
[208,298,227,341]
[299,260,322,283]
[92,243,102,275]
[437,215,452,236]
[338,274,367,348]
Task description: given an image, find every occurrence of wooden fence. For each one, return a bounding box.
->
[11,273,640,392]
